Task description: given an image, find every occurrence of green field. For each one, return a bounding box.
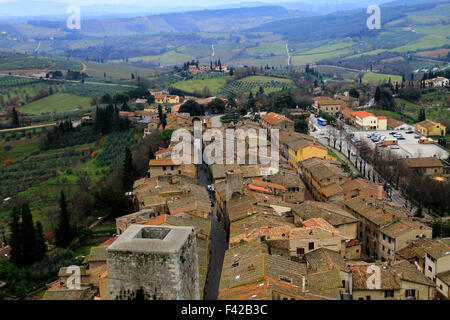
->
[367,108,415,124]
[173,76,231,95]
[292,48,352,66]
[218,75,294,96]
[129,51,195,66]
[19,93,92,115]
[85,62,155,79]
[362,72,402,84]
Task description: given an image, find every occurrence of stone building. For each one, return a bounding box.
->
[107,225,200,300]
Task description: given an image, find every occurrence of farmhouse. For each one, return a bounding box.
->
[415,120,447,137]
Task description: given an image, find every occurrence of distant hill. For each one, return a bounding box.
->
[8,5,307,37]
[248,2,441,42]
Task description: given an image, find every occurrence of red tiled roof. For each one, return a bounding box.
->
[350,111,375,119]
[248,184,273,194]
[261,112,293,125]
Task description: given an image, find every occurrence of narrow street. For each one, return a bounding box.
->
[197,163,228,300]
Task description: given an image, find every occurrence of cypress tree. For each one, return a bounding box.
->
[122,147,135,190]
[55,191,73,248]
[9,207,23,267]
[21,204,37,266]
[374,86,381,102]
[12,108,19,127]
[35,221,47,262]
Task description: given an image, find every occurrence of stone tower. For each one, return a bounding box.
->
[107,225,200,300]
[226,169,244,200]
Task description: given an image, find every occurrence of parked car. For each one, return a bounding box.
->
[414,135,421,139]
[389,131,397,135]
[397,136,405,140]
[406,130,414,134]
[390,145,400,149]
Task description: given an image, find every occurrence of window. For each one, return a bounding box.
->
[358,298,364,301]
[428,266,433,272]
[163,166,166,171]
[342,280,346,288]
[384,290,394,298]
[366,296,371,300]
[297,248,305,255]
[405,289,415,297]
[308,242,315,250]
[279,276,292,283]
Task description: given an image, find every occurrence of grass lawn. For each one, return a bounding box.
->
[129,51,195,66]
[73,245,96,257]
[19,93,91,115]
[85,62,155,79]
[173,76,231,95]
[292,48,351,65]
[363,72,402,84]
[367,108,416,124]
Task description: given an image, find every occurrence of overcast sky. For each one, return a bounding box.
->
[0,0,359,6]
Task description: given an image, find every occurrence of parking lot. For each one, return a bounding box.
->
[352,130,449,159]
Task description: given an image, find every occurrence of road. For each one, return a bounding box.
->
[0,72,138,88]
[285,42,291,66]
[309,115,424,218]
[0,122,56,133]
[197,163,227,300]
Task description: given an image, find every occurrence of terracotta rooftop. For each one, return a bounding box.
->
[390,260,434,287]
[351,111,376,119]
[348,262,401,290]
[261,112,293,125]
[424,238,450,260]
[305,248,347,273]
[380,220,430,239]
[401,157,443,168]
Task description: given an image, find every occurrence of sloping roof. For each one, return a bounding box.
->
[390,260,434,287]
[295,201,358,227]
[261,112,293,125]
[348,262,401,290]
[424,238,450,260]
[88,247,107,262]
[305,268,342,299]
[321,183,344,198]
[395,238,437,260]
[437,270,450,285]
[380,220,430,239]
[220,243,306,293]
[401,157,443,169]
[149,159,177,166]
[248,184,272,194]
[305,248,347,273]
[351,111,376,119]
[43,286,95,300]
[343,196,408,226]
[251,179,287,191]
[387,118,406,128]
[417,119,443,129]
[210,164,261,180]
[227,194,259,222]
